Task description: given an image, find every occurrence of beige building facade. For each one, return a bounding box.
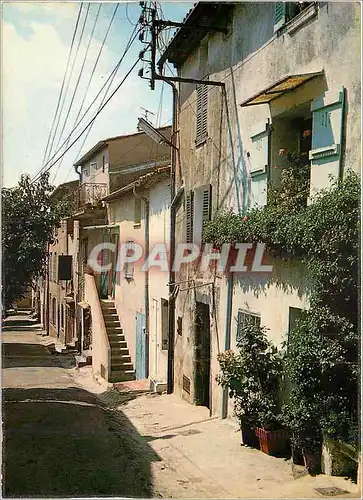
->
[158,2,361,415]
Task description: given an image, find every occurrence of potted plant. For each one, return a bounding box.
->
[217,321,287,454]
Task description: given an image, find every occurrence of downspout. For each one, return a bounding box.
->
[133,185,150,378]
[74,164,81,180]
[221,272,234,418]
[46,243,50,336]
[164,80,178,394]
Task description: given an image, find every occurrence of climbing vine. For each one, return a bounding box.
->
[205,159,359,451]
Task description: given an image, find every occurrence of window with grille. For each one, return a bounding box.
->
[195,80,208,145]
[236,310,261,340]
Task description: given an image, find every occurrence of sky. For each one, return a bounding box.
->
[2,1,193,187]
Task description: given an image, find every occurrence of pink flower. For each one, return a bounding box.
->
[278,148,287,156]
[243,216,248,222]
[303,129,312,138]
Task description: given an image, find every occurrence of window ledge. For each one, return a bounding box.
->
[133,223,141,229]
[285,4,318,36]
[195,136,208,149]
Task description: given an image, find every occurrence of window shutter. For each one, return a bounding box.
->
[161,298,168,350]
[274,2,287,32]
[58,255,72,281]
[196,82,208,144]
[249,122,270,208]
[124,240,134,280]
[309,87,345,198]
[134,197,141,226]
[186,190,194,243]
[201,184,212,234]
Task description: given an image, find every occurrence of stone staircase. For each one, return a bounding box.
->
[100,299,135,383]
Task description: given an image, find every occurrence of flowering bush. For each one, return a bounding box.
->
[217,321,283,430]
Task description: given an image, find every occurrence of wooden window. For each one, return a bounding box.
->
[196,80,208,145]
[236,310,261,341]
[185,190,194,244]
[161,298,168,350]
[134,197,141,227]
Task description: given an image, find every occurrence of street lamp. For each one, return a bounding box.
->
[137,117,177,149]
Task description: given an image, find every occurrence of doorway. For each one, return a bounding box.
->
[194,301,211,409]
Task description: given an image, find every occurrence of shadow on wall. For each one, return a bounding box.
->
[234,257,310,300]
[2,386,161,498]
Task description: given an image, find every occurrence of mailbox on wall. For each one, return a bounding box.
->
[58,255,72,281]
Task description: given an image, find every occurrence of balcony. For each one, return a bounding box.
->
[74,183,107,211]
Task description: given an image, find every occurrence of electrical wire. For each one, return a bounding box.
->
[125,2,138,27]
[40,4,83,173]
[71,22,140,169]
[32,26,141,184]
[52,3,103,183]
[49,3,92,170]
[31,46,148,185]
[44,4,91,171]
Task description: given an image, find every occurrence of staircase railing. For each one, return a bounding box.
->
[84,273,111,381]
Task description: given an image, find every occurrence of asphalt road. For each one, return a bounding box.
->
[2,322,160,498]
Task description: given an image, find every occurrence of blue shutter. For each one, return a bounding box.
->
[274,2,287,32]
[249,122,270,208]
[309,88,345,198]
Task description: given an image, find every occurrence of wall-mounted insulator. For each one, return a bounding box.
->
[139,31,144,42]
[138,68,144,78]
[139,1,145,6]
[139,14,145,24]
[139,50,145,59]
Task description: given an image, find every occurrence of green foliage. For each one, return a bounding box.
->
[206,168,359,449]
[2,173,71,308]
[217,321,283,430]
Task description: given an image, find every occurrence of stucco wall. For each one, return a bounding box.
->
[106,178,170,380]
[80,146,109,187]
[172,2,360,415]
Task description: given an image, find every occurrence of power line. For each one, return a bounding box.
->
[32,48,147,184]
[40,4,83,172]
[125,2,138,27]
[48,3,91,168]
[57,3,120,185]
[70,22,140,170]
[52,3,103,183]
[31,27,141,184]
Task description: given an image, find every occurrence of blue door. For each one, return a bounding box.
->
[135,312,146,379]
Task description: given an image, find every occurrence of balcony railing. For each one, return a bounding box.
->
[74,183,107,211]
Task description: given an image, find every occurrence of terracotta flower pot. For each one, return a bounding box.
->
[256,428,290,457]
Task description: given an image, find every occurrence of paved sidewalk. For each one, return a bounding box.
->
[115,391,360,499]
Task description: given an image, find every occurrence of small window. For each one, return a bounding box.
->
[83,165,90,178]
[161,298,168,350]
[90,162,98,173]
[195,79,208,145]
[124,240,134,280]
[134,197,141,227]
[274,2,315,32]
[236,310,261,341]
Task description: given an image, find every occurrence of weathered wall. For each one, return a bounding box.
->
[106,178,171,380]
[80,146,109,187]
[173,2,361,415]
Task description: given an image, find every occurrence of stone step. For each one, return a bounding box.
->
[75,354,91,368]
[111,354,132,364]
[105,321,121,328]
[103,313,119,320]
[108,333,125,341]
[111,346,130,355]
[111,361,134,371]
[109,340,128,349]
[109,370,135,383]
[107,326,123,334]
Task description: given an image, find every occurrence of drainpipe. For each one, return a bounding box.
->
[164,80,178,394]
[74,164,81,180]
[221,272,234,418]
[46,243,50,336]
[133,185,150,378]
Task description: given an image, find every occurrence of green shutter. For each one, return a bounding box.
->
[196,81,208,144]
[186,190,194,243]
[201,184,212,235]
[274,2,287,32]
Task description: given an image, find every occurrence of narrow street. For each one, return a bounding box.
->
[2,319,158,498]
[2,319,360,498]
